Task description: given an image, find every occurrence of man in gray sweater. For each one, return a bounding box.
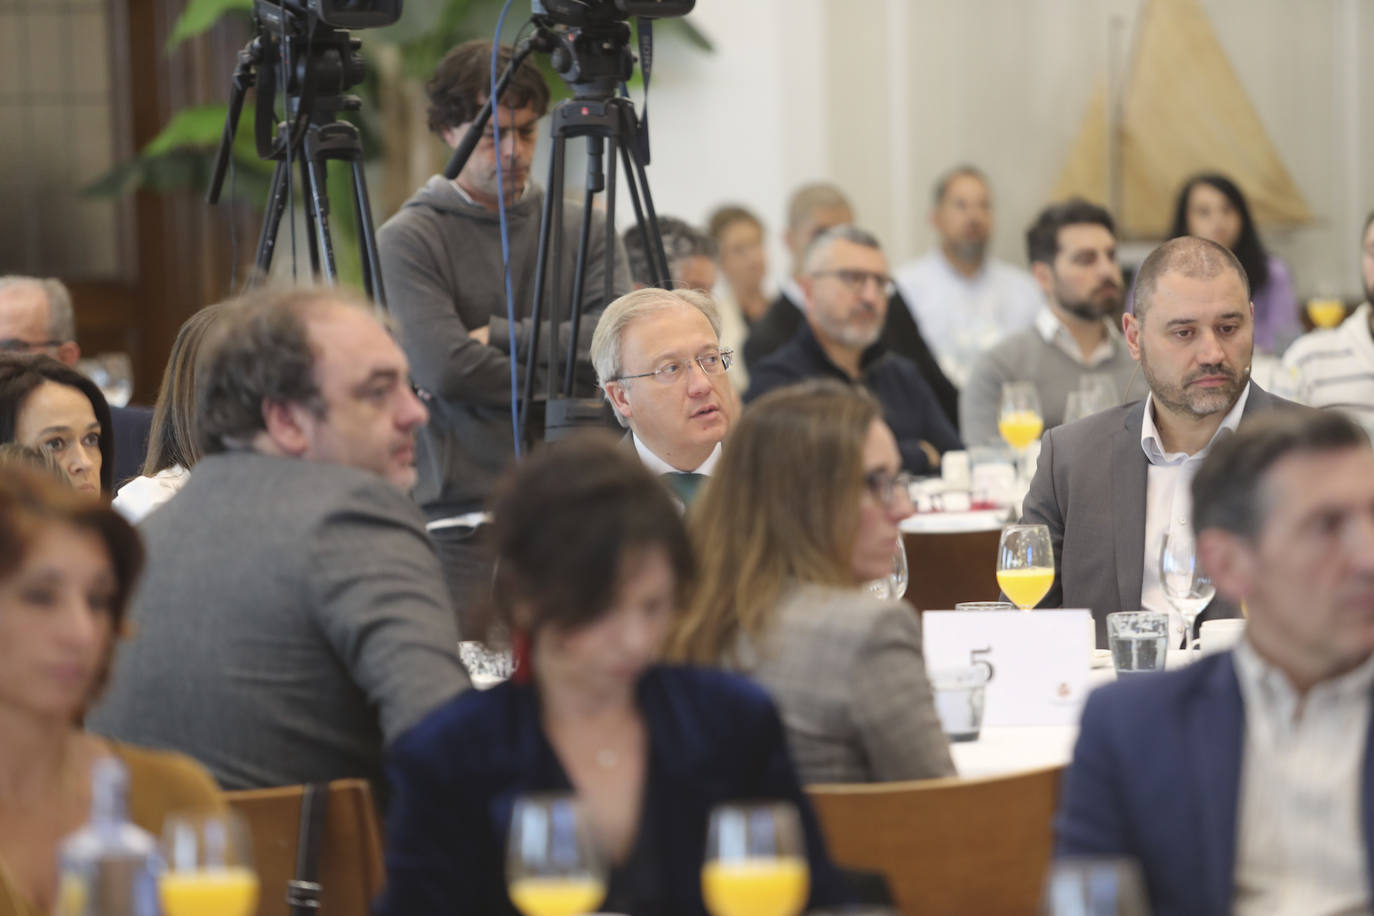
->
[378,41,629,624]
[960,200,1139,445]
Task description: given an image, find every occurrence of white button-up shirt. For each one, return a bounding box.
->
[1033,307,1121,368]
[1232,638,1374,915]
[1138,383,1251,640]
[632,435,720,476]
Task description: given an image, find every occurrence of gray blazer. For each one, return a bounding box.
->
[87,452,470,791]
[1018,384,1298,646]
[730,582,955,784]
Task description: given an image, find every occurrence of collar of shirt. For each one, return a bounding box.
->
[930,246,992,285]
[1033,307,1120,367]
[633,434,720,476]
[1234,636,1374,729]
[1139,381,1252,466]
[781,277,806,312]
[797,321,888,380]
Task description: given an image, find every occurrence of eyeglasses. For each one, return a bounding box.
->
[864,469,915,508]
[811,269,896,297]
[0,337,65,353]
[612,348,734,385]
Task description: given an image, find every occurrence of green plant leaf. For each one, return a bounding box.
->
[144,104,240,156]
[166,0,253,53]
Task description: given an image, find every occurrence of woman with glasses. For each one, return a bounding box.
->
[0,356,113,498]
[666,379,955,783]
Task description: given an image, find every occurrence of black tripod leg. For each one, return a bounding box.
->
[617,142,670,289]
[255,157,291,277]
[545,137,568,405]
[352,157,385,306]
[622,132,671,288]
[305,143,338,282]
[299,152,323,277]
[520,133,565,446]
[603,132,619,305]
[564,137,601,394]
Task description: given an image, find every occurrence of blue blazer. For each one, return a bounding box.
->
[375,665,850,915]
[1055,651,1374,915]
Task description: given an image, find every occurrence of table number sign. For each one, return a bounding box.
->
[923,609,1093,726]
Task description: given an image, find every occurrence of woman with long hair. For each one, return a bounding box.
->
[113,303,228,522]
[376,433,849,916]
[0,469,221,916]
[0,356,112,498]
[667,379,954,783]
[1169,173,1300,353]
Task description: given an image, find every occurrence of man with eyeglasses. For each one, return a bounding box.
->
[746,226,962,475]
[0,275,153,485]
[592,288,735,506]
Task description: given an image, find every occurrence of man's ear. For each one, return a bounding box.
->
[1123,312,1142,361]
[798,275,815,314]
[55,341,80,367]
[604,381,634,422]
[261,400,311,457]
[1198,528,1255,607]
[1030,261,1054,299]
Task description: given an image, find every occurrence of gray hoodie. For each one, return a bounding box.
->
[378,177,630,512]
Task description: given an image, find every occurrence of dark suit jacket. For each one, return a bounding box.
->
[743,290,960,429]
[1019,384,1298,646]
[1056,651,1374,915]
[109,404,154,488]
[376,665,850,916]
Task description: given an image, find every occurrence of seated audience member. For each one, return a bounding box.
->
[0,355,112,498]
[744,183,959,427]
[378,40,630,627]
[87,286,468,791]
[893,165,1045,387]
[0,469,223,916]
[1020,236,1299,646]
[1056,409,1374,915]
[113,302,229,523]
[1170,173,1300,354]
[667,380,954,783]
[376,435,850,916]
[747,226,961,474]
[590,288,734,506]
[707,203,769,389]
[1281,211,1374,432]
[961,200,1136,445]
[621,216,717,291]
[0,276,152,486]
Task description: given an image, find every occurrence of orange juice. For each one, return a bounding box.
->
[508,876,606,916]
[998,410,1044,450]
[159,868,259,916]
[701,857,809,916]
[1307,299,1346,329]
[997,567,1055,609]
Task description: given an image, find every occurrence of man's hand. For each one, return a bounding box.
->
[468,325,491,346]
[918,440,942,471]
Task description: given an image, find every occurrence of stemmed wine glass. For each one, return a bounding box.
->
[702,802,810,916]
[159,811,259,916]
[865,537,909,601]
[1159,533,1216,656]
[997,524,1054,611]
[506,794,606,916]
[999,382,1044,481]
[1042,856,1150,915]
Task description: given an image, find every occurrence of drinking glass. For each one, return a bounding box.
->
[1306,297,1346,329]
[1159,533,1216,655]
[997,524,1054,611]
[864,537,908,601]
[998,383,1044,480]
[77,353,134,407]
[1078,373,1120,413]
[159,812,259,916]
[702,802,809,916]
[1106,611,1170,675]
[1041,856,1150,915]
[506,794,606,916]
[930,666,991,741]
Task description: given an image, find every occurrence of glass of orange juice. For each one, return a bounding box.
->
[159,812,259,916]
[1306,297,1346,329]
[506,794,606,916]
[998,382,1044,481]
[702,802,809,916]
[996,523,1055,611]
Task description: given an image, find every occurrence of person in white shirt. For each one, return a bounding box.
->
[1056,407,1374,916]
[1281,212,1374,436]
[893,165,1044,386]
[590,288,736,506]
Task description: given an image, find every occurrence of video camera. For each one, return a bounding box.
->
[533,0,694,27]
[254,0,400,31]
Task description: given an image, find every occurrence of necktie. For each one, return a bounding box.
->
[661,471,707,507]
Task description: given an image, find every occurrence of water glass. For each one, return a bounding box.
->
[865,538,909,601]
[1041,856,1149,915]
[955,601,1016,612]
[1106,612,1170,676]
[930,666,990,742]
[1159,533,1216,653]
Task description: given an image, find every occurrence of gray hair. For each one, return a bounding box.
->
[0,275,76,342]
[590,287,722,426]
[802,225,883,275]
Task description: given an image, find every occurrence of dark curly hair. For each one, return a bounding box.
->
[426,40,551,135]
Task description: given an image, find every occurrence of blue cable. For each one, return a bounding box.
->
[491,0,521,459]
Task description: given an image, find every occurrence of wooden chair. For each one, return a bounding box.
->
[902,528,1003,612]
[808,765,1063,916]
[223,779,385,916]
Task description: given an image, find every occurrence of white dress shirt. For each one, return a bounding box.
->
[1033,307,1121,368]
[893,249,1044,387]
[632,434,720,476]
[1138,384,1251,642]
[1232,638,1374,915]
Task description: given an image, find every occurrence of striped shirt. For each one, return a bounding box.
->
[1281,303,1374,433]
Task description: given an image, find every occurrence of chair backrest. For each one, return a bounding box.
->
[223,779,385,916]
[902,529,1002,612]
[808,765,1063,916]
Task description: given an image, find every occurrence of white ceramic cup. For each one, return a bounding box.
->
[942,450,972,489]
[1199,619,1246,655]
